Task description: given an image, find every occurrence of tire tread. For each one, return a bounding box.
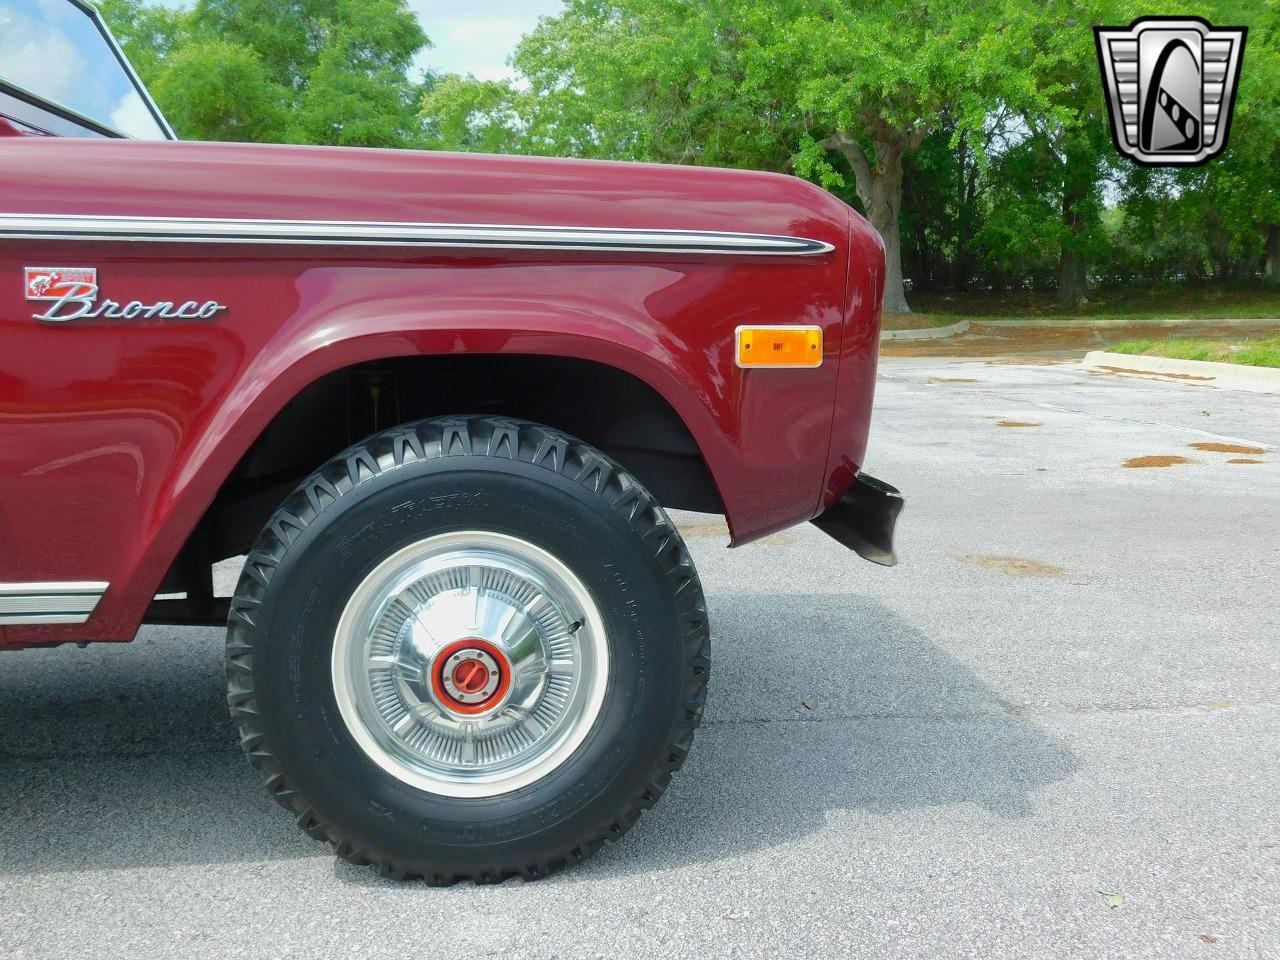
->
[225,416,709,884]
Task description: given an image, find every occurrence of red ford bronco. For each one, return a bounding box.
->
[0,0,900,882]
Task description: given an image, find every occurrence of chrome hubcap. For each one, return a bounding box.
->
[331,531,609,798]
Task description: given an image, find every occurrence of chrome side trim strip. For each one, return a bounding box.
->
[0,582,108,625]
[0,214,834,257]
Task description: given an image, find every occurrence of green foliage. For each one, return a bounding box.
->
[909,282,1280,319]
[150,39,287,142]
[1236,339,1280,367]
[899,124,983,289]
[1199,0,1280,272]
[424,0,1038,312]
[1090,2,1279,288]
[421,76,533,155]
[99,0,431,147]
[509,0,792,169]
[97,0,1280,302]
[96,0,187,80]
[1109,337,1280,367]
[293,0,432,147]
[736,0,1002,144]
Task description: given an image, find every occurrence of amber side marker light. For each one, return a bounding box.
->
[735,325,823,369]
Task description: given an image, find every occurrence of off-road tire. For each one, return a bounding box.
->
[225,416,709,883]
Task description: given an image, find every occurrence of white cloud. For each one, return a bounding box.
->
[0,8,84,103]
[409,0,564,80]
[144,0,563,83]
[111,90,165,139]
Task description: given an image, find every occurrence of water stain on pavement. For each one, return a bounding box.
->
[1189,442,1266,455]
[1097,365,1214,382]
[962,554,1068,578]
[1124,455,1193,468]
[997,420,1041,428]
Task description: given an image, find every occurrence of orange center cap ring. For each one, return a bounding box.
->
[432,638,511,715]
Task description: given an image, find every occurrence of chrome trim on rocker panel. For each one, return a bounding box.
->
[0,582,108,625]
[0,214,835,256]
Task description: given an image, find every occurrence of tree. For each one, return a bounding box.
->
[1199,0,1280,284]
[901,120,997,292]
[96,0,186,79]
[969,0,1121,305]
[1102,0,1280,287]
[99,0,431,147]
[294,0,435,146]
[102,0,1279,298]
[150,39,288,142]
[421,76,534,155]
[772,0,1020,313]
[424,0,1018,314]
[509,0,793,169]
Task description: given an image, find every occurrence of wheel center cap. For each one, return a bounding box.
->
[453,659,490,694]
[432,639,510,714]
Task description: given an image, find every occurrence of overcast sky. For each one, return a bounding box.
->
[152,1,564,81]
[412,0,564,81]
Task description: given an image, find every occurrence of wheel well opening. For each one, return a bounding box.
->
[154,354,723,616]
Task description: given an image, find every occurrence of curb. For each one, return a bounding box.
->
[1081,351,1280,394]
[881,319,970,341]
[975,317,1280,329]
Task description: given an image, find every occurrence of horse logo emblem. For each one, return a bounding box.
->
[1095,17,1246,166]
[24,267,97,300]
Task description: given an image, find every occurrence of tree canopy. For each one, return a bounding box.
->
[100,0,431,146]
[99,0,1280,311]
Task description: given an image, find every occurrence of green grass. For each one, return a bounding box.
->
[1107,337,1280,368]
[896,283,1280,327]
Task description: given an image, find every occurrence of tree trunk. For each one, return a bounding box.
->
[878,215,910,314]
[874,186,909,314]
[1058,249,1087,307]
[1057,170,1088,307]
[1266,224,1280,286]
[822,130,912,314]
[868,141,909,314]
[954,136,978,290]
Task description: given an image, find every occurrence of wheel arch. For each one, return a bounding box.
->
[40,297,745,642]
[144,342,727,623]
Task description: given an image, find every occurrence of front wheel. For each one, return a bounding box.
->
[226,416,709,882]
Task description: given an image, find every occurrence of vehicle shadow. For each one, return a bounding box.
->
[0,594,1077,880]
[574,592,1080,882]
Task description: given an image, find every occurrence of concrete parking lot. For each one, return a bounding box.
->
[2,354,1278,960]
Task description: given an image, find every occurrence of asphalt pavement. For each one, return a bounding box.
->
[2,355,1278,959]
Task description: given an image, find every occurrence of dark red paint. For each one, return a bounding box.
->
[0,114,52,137]
[0,138,883,647]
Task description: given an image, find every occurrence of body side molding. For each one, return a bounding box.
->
[0,214,836,256]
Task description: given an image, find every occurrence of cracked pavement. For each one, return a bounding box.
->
[2,355,1278,959]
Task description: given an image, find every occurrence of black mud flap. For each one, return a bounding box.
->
[810,473,904,566]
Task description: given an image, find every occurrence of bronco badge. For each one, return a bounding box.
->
[1095,17,1246,167]
[24,266,228,323]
